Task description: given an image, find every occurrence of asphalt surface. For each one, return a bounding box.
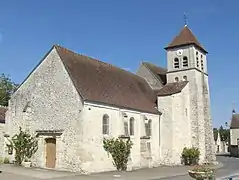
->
[1,155,239,180]
[165,155,239,180]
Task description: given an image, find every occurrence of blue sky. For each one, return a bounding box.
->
[0,0,237,128]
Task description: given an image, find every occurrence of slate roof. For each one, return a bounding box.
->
[142,62,167,85]
[55,45,159,114]
[230,114,239,129]
[165,26,207,53]
[155,81,188,96]
[0,106,7,124]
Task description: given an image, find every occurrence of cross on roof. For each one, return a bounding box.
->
[184,12,188,26]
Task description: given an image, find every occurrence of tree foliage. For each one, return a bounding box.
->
[7,127,38,165]
[103,137,133,171]
[0,73,18,106]
[181,147,200,165]
[213,128,218,141]
[213,125,230,142]
[218,125,230,142]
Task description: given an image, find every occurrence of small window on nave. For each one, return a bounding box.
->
[102,114,109,135]
[145,119,152,136]
[124,121,129,136]
[175,77,179,82]
[174,58,179,68]
[129,117,134,136]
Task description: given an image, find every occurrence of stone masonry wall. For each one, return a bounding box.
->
[195,71,206,163]
[158,84,191,165]
[171,84,191,164]
[203,75,216,162]
[167,69,210,163]
[79,102,161,173]
[136,64,164,90]
[157,95,173,165]
[5,47,85,172]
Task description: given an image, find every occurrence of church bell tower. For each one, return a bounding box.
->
[164,24,216,163]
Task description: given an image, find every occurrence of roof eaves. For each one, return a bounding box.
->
[84,99,161,115]
[164,43,208,54]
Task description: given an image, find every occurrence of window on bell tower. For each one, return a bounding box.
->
[174,58,179,68]
[183,56,188,67]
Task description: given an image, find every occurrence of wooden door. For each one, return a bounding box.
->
[45,138,56,168]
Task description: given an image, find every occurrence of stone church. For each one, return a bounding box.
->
[2,25,216,173]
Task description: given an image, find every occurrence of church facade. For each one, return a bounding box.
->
[3,25,216,173]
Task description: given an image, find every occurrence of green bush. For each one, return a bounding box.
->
[0,157,10,164]
[181,147,200,165]
[103,137,133,171]
[0,157,3,164]
[7,127,38,165]
[3,157,10,164]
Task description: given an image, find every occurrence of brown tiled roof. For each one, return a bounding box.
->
[156,81,188,96]
[142,62,167,85]
[0,106,7,124]
[230,114,239,129]
[55,45,159,114]
[165,26,207,53]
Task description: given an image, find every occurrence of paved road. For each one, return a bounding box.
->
[1,155,239,180]
[165,155,239,180]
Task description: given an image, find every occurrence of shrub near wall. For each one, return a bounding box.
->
[103,137,133,171]
[181,147,200,165]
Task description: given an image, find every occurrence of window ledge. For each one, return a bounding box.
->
[140,136,151,139]
[119,135,130,139]
[141,152,152,159]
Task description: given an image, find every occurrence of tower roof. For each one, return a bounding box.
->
[165,25,207,53]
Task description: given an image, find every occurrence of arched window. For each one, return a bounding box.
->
[124,121,129,136]
[174,58,179,68]
[145,119,152,136]
[175,77,179,82]
[183,76,187,81]
[183,56,188,67]
[102,114,109,135]
[129,117,134,136]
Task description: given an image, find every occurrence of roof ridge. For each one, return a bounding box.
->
[165,26,207,53]
[142,62,167,71]
[54,45,159,114]
[54,45,144,80]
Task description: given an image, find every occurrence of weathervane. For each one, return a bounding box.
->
[232,101,237,114]
[184,12,188,26]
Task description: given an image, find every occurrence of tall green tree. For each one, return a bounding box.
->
[213,128,218,141]
[218,125,230,142]
[0,73,18,106]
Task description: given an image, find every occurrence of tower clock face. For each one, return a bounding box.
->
[176,49,183,56]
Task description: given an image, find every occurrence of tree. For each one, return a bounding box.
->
[103,137,133,171]
[213,128,218,141]
[7,127,38,165]
[0,73,18,106]
[218,125,230,142]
